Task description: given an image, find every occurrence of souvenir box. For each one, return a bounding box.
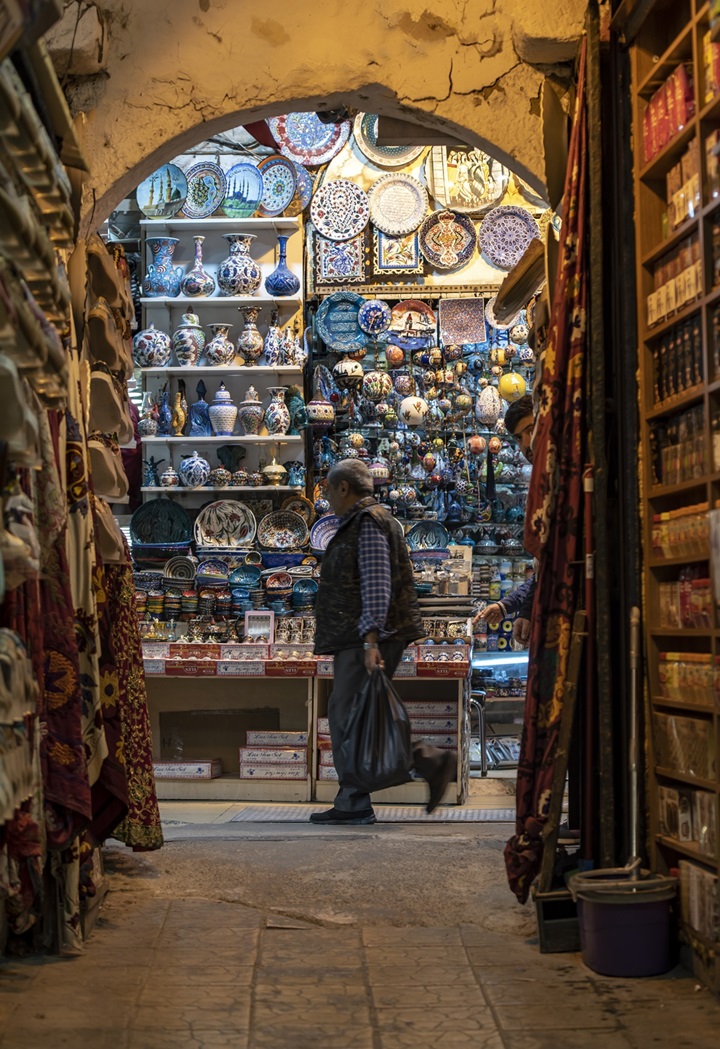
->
[404,701,458,716]
[409,732,458,748]
[319,750,336,766]
[216,660,266,676]
[317,717,330,735]
[416,661,469,678]
[153,760,222,780]
[239,763,308,780]
[264,659,316,677]
[219,643,269,660]
[238,747,307,765]
[318,765,339,781]
[169,642,222,660]
[316,658,335,677]
[164,660,219,677]
[394,661,417,677]
[144,659,166,676]
[142,642,170,659]
[246,730,308,747]
[409,717,459,733]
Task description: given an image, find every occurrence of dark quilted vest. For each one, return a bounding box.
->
[313,497,423,654]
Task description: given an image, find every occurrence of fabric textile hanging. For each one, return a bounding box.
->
[504,37,589,904]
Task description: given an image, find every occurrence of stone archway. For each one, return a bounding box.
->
[50,0,586,229]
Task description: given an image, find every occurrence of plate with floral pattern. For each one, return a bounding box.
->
[285,163,314,216]
[368,173,428,236]
[193,500,257,548]
[182,162,227,219]
[353,114,426,169]
[478,205,540,270]
[310,179,370,241]
[257,510,309,550]
[358,298,392,336]
[418,210,476,270]
[269,113,351,166]
[257,155,297,217]
[310,513,341,552]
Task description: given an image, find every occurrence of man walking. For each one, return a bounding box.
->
[312,460,457,825]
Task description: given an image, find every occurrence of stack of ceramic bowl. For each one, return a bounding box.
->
[135,590,148,617]
[164,590,182,618]
[146,590,165,619]
[291,577,318,612]
[198,589,217,616]
[230,587,251,616]
[264,570,293,614]
[181,589,199,618]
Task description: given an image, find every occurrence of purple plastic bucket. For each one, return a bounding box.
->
[570,869,677,978]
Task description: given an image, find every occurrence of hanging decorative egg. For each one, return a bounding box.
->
[425,385,440,401]
[475,385,502,426]
[394,374,414,396]
[362,370,393,401]
[454,361,468,376]
[444,345,463,361]
[348,431,365,449]
[399,395,430,427]
[488,436,503,454]
[429,347,444,367]
[385,345,405,368]
[498,371,527,402]
[468,434,487,456]
[437,395,452,414]
[422,453,437,472]
[333,358,364,390]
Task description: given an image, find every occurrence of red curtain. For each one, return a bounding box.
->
[504,38,588,904]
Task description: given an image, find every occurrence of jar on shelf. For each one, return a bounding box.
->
[208,382,238,436]
[172,312,206,367]
[204,323,236,366]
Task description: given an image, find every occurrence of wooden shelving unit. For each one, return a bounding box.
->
[632,0,720,993]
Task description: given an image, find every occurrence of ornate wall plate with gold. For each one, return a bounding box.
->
[418,210,476,270]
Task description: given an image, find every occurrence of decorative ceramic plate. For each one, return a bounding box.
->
[285,163,314,216]
[358,299,392,336]
[257,511,309,550]
[353,113,426,169]
[310,179,370,241]
[438,298,486,345]
[257,155,297,217]
[313,231,366,285]
[136,164,187,219]
[368,173,428,236]
[479,206,540,270]
[281,494,316,526]
[484,294,521,331]
[405,520,451,551]
[221,162,264,219]
[162,556,197,581]
[269,113,350,167]
[265,570,294,591]
[387,299,436,350]
[196,558,230,581]
[425,146,509,215]
[418,210,477,270]
[228,564,262,586]
[130,499,192,545]
[315,291,367,352]
[193,500,257,548]
[310,513,340,552]
[182,162,227,219]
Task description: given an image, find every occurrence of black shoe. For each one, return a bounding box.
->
[426,751,457,814]
[309,807,377,825]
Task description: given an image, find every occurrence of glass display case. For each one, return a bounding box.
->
[470,647,529,776]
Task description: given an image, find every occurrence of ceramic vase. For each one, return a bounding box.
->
[172,313,205,367]
[264,234,300,297]
[138,391,157,436]
[263,309,281,366]
[237,385,264,436]
[180,236,216,297]
[217,233,261,296]
[160,465,180,487]
[208,467,232,487]
[208,382,238,437]
[189,380,212,437]
[263,386,290,436]
[204,323,235,366]
[132,322,172,367]
[306,395,335,431]
[237,305,264,362]
[157,385,173,435]
[179,450,211,489]
[141,237,183,297]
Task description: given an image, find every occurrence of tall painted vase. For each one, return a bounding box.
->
[263,386,290,436]
[141,237,184,297]
[217,233,261,296]
[264,234,300,297]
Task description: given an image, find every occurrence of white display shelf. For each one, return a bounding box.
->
[154,776,309,802]
[140,295,302,306]
[140,486,296,493]
[140,435,303,444]
[140,217,300,231]
[140,366,304,376]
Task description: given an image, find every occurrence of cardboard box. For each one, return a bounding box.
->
[169,643,221,660]
[404,701,459,716]
[409,717,459,733]
[220,643,269,660]
[160,708,279,774]
[416,662,469,677]
[317,717,330,735]
[264,660,315,677]
[319,749,336,766]
[239,764,307,780]
[163,660,219,676]
[409,732,458,748]
[153,760,222,780]
[394,661,417,677]
[238,747,307,765]
[316,659,334,676]
[246,730,308,747]
[216,660,266,676]
[318,765,339,780]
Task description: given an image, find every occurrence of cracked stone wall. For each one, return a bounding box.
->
[51,0,587,228]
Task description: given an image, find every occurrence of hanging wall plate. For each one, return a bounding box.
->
[221,162,264,219]
[257,155,298,217]
[310,179,370,241]
[425,145,509,215]
[353,113,426,169]
[418,210,477,270]
[315,290,367,352]
[368,172,428,236]
[269,112,351,166]
[136,163,188,219]
[479,205,541,270]
[182,161,227,219]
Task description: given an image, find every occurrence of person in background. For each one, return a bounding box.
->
[473,394,536,645]
[312,460,457,826]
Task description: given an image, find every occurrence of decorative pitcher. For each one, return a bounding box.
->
[141,237,183,297]
[208,382,238,437]
[172,312,205,367]
[180,236,215,297]
[236,385,264,436]
[217,233,261,296]
[263,386,291,436]
[237,305,264,362]
[204,322,235,366]
[264,234,300,297]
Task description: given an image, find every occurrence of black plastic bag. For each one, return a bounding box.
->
[338,667,413,792]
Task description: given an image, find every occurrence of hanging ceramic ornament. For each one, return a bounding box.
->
[475,385,502,426]
[362,370,393,402]
[399,395,430,427]
[497,371,527,402]
[333,358,363,390]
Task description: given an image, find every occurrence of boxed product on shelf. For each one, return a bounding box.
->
[153,760,222,780]
[703,30,720,104]
[169,642,222,660]
[238,747,307,765]
[643,63,695,165]
[679,860,720,941]
[653,713,716,779]
[239,763,307,780]
[317,717,330,735]
[394,661,417,677]
[319,749,336,766]
[658,785,681,837]
[219,643,269,660]
[404,700,459,716]
[666,141,700,229]
[246,730,308,746]
[694,791,718,857]
[409,731,458,748]
[264,659,316,676]
[409,717,458,733]
[216,660,266,676]
[651,503,709,558]
[142,642,170,659]
[318,765,339,781]
[705,129,720,201]
[658,652,713,705]
[164,659,219,676]
[144,658,166,675]
[316,658,334,676]
[416,661,469,678]
[269,643,315,659]
[650,316,703,405]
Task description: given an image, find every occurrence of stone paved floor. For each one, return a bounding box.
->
[0,803,719,1048]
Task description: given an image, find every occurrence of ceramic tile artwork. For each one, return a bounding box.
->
[439,298,487,345]
[373,230,423,274]
[313,230,366,285]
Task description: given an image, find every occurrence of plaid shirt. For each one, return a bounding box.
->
[348,512,393,640]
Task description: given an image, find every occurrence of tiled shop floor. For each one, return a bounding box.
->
[0,894,719,1049]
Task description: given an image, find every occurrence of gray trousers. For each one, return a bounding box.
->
[328,642,447,812]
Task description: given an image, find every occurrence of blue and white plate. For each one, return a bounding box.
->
[479,205,540,271]
[269,113,350,167]
[405,521,450,551]
[221,162,264,219]
[358,298,392,336]
[257,155,297,217]
[286,163,314,216]
[315,291,367,352]
[196,557,229,580]
[310,513,341,552]
[310,179,370,242]
[182,162,227,219]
